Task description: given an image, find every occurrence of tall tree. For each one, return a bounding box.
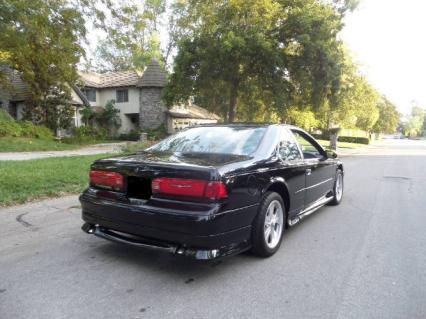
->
[166,0,356,123]
[373,97,400,134]
[404,105,425,137]
[0,0,86,131]
[166,0,285,122]
[92,0,166,72]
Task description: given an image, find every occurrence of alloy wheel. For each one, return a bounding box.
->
[335,173,343,201]
[264,200,284,249]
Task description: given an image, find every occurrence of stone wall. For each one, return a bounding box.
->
[139,87,167,130]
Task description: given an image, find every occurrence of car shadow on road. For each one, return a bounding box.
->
[88,207,338,281]
[89,236,264,284]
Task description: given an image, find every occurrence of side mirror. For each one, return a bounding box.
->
[326,149,338,159]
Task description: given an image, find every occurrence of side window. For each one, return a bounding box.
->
[82,88,96,102]
[116,89,129,103]
[292,131,323,159]
[279,129,302,161]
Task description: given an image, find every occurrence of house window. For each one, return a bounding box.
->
[82,88,96,102]
[116,89,129,103]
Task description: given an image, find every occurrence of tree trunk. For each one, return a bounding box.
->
[329,133,338,151]
[228,80,239,123]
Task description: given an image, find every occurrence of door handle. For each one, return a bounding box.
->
[306,168,312,176]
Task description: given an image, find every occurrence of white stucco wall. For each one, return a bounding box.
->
[70,89,83,106]
[119,113,138,134]
[97,87,140,114]
[93,87,140,134]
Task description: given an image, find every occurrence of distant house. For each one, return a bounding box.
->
[0,61,220,135]
[0,66,88,128]
[167,102,220,133]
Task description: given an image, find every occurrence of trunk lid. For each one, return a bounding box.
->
[90,151,251,202]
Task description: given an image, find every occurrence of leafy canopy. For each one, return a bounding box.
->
[91,0,166,72]
[0,0,86,131]
[165,0,354,123]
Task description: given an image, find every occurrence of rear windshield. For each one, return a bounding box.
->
[147,126,266,155]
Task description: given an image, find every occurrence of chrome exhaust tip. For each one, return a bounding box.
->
[81,222,95,234]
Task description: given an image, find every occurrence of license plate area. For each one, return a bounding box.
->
[127,176,152,200]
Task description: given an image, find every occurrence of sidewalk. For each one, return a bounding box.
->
[0,142,126,161]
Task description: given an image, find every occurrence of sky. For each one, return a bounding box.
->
[341,0,426,115]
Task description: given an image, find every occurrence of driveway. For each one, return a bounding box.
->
[1,139,425,318]
[0,143,125,161]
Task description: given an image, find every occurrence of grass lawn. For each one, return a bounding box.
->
[317,139,367,149]
[0,153,112,206]
[0,137,119,152]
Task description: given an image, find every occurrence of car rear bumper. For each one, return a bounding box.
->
[81,223,251,260]
[80,190,258,260]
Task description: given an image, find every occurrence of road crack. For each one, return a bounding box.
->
[16,212,38,230]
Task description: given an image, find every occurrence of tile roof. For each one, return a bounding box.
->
[167,103,221,120]
[0,68,86,105]
[2,59,168,103]
[79,61,167,88]
[79,70,142,88]
[0,66,31,101]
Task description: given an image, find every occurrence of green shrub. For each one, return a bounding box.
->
[0,120,22,137]
[119,129,141,141]
[0,109,53,139]
[311,131,370,145]
[0,108,14,122]
[143,124,167,140]
[338,136,370,145]
[0,109,21,137]
[63,126,107,144]
[18,121,53,139]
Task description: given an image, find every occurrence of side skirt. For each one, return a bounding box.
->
[288,195,333,226]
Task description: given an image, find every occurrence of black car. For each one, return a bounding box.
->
[80,124,344,260]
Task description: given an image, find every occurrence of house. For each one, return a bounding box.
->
[166,102,221,133]
[0,66,89,128]
[0,61,219,135]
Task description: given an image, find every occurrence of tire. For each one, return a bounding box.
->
[329,169,344,206]
[251,192,286,257]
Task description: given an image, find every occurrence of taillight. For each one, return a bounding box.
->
[90,170,124,192]
[151,178,227,200]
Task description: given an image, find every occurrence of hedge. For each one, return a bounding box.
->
[0,109,53,139]
[62,126,108,144]
[118,129,140,141]
[311,133,370,145]
[338,136,370,145]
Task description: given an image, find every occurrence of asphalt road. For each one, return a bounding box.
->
[1,139,426,319]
